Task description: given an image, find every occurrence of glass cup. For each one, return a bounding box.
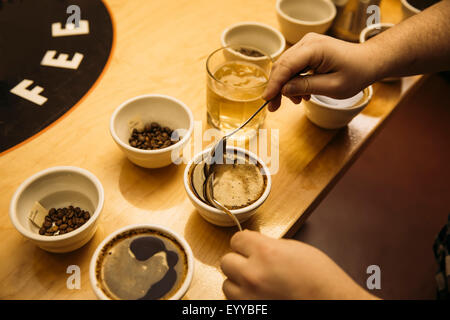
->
[206,45,272,139]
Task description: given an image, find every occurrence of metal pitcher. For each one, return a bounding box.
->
[330,0,381,42]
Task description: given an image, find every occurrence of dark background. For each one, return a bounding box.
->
[0,0,113,152]
[293,73,450,299]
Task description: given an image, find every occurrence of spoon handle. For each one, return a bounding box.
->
[224,69,309,139]
[225,100,270,139]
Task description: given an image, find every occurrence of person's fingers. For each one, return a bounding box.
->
[288,96,302,104]
[230,229,269,257]
[267,93,282,112]
[262,48,313,101]
[222,279,242,300]
[220,252,248,284]
[281,73,341,97]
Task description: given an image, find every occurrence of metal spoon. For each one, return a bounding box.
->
[200,69,309,228]
[204,100,269,179]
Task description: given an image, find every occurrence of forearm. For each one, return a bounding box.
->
[365,0,450,81]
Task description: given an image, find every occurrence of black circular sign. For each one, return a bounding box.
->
[0,0,113,153]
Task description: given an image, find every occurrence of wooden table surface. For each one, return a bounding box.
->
[0,0,421,299]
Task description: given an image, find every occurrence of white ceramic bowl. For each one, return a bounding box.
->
[110,94,194,168]
[276,0,336,44]
[303,86,373,129]
[401,0,421,20]
[184,147,271,227]
[89,224,194,300]
[360,23,399,82]
[221,21,286,61]
[9,166,104,253]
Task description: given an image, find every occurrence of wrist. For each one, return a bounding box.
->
[358,41,390,83]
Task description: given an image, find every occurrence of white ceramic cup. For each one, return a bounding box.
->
[184,147,271,227]
[276,0,336,44]
[89,224,194,300]
[110,94,194,168]
[221,21,286,61]
[303,86,373,129]
[9,166,104,253]
[400,0,421,20]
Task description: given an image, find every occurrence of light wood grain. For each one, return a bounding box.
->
[0,0,421,299]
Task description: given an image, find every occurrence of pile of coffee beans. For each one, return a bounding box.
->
[129,122,178,150]
[237,47,264,57]
[39,206,90,236]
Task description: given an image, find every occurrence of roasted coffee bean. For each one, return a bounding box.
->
[60,224,68,230]
[43,221,52,228]
[55,220,62,226]
[39,227,46,235]
[49,225,58,233]
[49,208,56,215]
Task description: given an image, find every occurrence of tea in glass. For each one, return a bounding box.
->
[206,45,272,137]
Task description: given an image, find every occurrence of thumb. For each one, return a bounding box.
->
[281,73,341,98]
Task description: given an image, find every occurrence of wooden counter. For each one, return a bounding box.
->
[0,0,421,299]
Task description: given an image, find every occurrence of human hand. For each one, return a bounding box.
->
[220,230,377,300]
[263,33,378,112]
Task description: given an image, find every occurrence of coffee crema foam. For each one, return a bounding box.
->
[212,161,265,209]
[190,152,267,210]
[95,229,187,300]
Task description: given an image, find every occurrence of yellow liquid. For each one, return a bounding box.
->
[207,61,268,136]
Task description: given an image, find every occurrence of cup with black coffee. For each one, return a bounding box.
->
[89,224,194,300]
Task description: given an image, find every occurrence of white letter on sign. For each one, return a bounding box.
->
[366,265,381,289]
[41,50,84,70]
[52,20,89,37]
[10,80,48,106]
[66,265,81,289]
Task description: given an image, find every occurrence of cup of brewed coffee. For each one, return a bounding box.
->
[184,147,272,227]
[89,224,194,300]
